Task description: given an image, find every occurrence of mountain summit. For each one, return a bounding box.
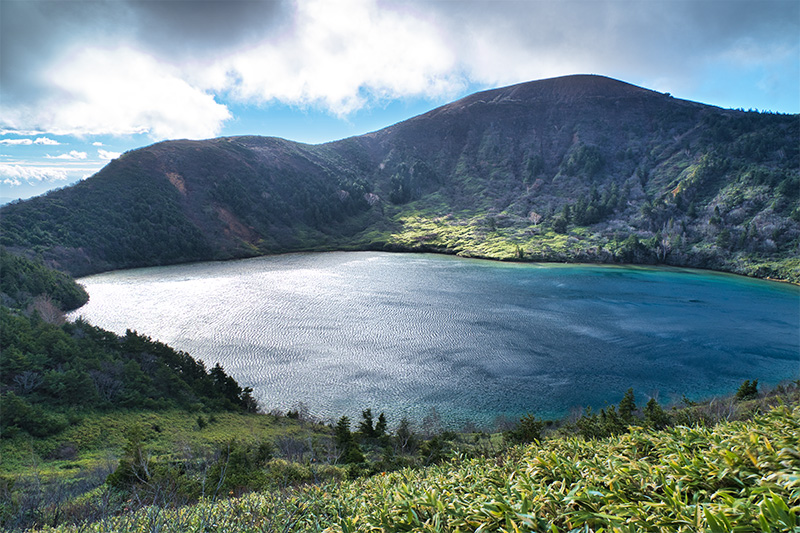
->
[438,75,662,107]
[1,75,797,281]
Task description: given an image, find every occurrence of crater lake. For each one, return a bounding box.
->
[69,252,800,429]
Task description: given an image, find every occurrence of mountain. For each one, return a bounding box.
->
[1,75,797,280]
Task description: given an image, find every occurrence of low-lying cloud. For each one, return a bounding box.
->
[0,137,60,145]
[46,151,88,160]
[0,164,69,186]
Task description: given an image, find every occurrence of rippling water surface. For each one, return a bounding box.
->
[71,252,799,428]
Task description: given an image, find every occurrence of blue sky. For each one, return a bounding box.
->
[1,0,798,203]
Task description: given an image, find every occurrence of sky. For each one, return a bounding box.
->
[1,0,798,203]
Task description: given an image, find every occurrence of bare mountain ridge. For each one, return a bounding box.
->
[1,75,797,280]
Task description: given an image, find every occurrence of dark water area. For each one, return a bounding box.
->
[71,252,800,429]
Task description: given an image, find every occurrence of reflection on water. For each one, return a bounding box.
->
[71,252,800,428]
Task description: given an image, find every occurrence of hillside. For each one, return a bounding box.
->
[0,251,257,439]
[1,75,797,280]
[0,247,88,311]
[20,403,800,532]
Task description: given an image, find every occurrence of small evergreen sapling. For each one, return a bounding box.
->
[735,379,759,401]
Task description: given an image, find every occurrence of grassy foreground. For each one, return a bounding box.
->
[32,403,799,533]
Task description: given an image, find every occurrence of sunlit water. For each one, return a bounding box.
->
[70,252,800,429]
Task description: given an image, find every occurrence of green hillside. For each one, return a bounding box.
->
[0,306,257,427]
[0,250,256,429]
[21,403,800,533]
[0,247,88,311]
[0,251,278,529]
[1,75,797,281]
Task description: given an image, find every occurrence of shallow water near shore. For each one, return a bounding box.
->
[71,252,800,429]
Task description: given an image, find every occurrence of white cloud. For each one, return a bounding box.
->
[47,150,88,160]
[418,0,800,105]
[214,0,462,115]
[98,149,121,160]
[1,47,231,140]
[0,1,463,136]
[92,141,104,146]
[0,129,47,136]
[0,136,60,145]
[0,164,69,185]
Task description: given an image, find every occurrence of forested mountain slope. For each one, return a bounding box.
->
[0,247,88,311]
[1,75,797,280]
[0,252,256,440]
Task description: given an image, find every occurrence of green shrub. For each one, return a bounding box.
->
[0,392,67,438]
[504,414,544,445]
[735,379,759,401]
[265,459,312,487]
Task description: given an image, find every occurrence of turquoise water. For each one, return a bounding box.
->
[71,252,800,428]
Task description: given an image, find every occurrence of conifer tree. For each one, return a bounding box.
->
[375,412,388,437]
[735,379,759,401]
[335,416,364,464]
[618,388,636,424]
[359,409,376,438]
[644,398,670,429]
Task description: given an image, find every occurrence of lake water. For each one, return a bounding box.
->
[70,252,799,429]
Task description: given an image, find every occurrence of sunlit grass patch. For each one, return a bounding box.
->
[0,410,325,478]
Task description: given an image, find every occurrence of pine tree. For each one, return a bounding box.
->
[618,388,636,424]
[335,416,353,449]
[375,412,388,437]
[504,414,544,444]
[644,398,670,430]
[359,409,376,438]
[335,416,364,464]
[601,405,625,436]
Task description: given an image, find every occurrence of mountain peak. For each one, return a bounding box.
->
[455,74,668,109]
[404,75,679,127]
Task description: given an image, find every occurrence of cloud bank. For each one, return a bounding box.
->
[0,137,61,146]
[46,151,88,160]
[0,164,69,186]
[1,0,797,141]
